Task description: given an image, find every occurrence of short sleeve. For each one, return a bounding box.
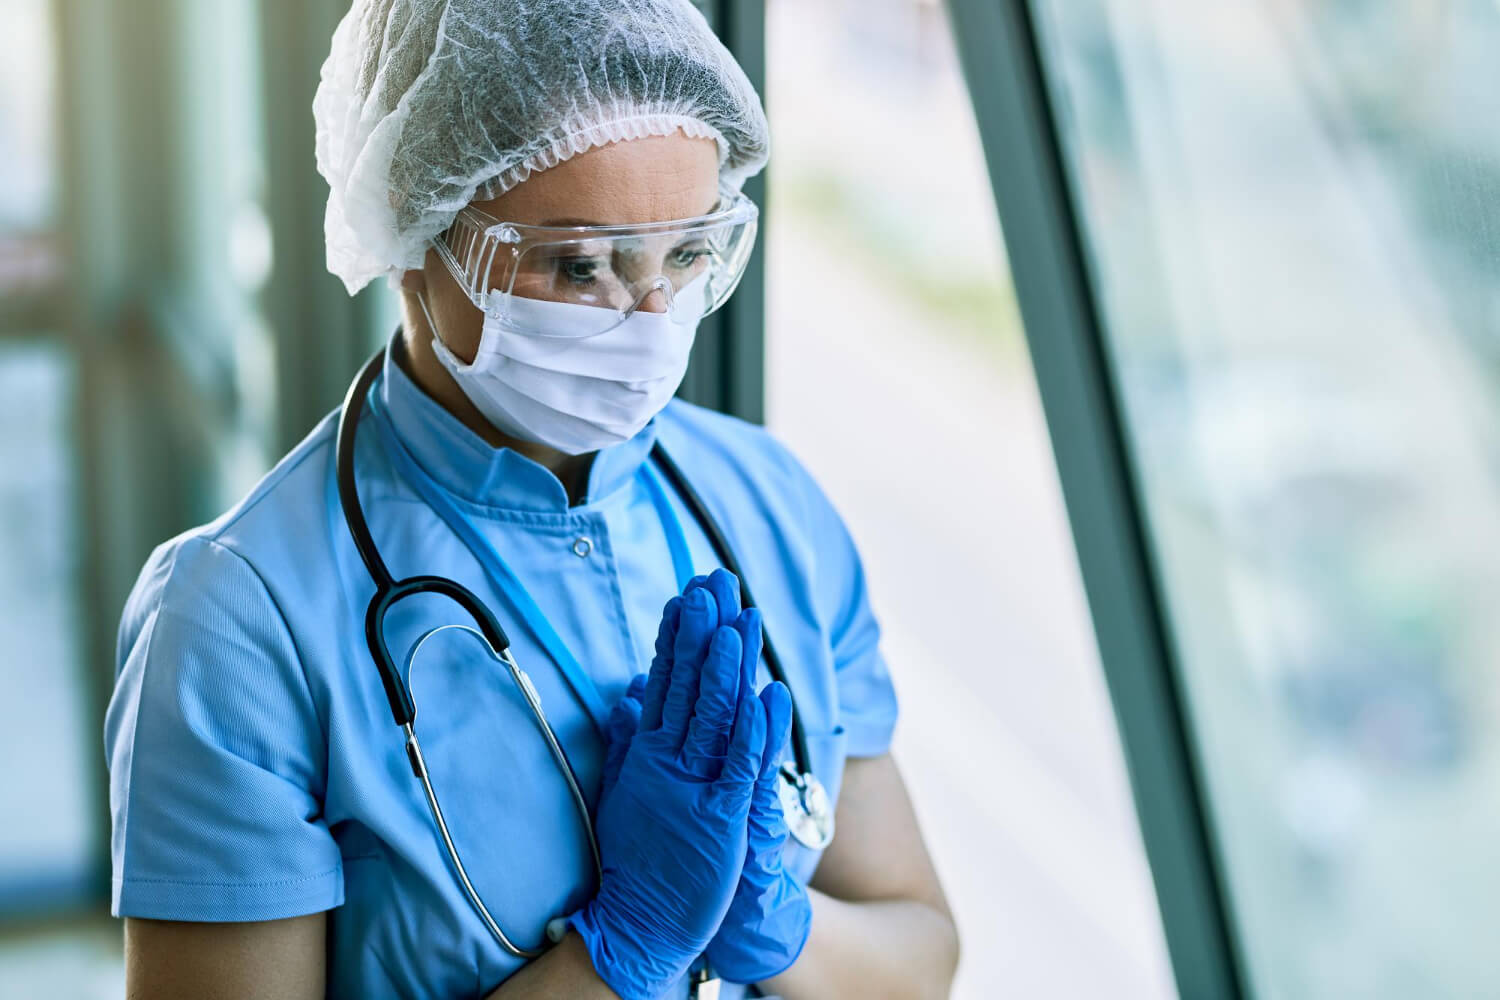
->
[104,535,343,922]
[795,467,900,758]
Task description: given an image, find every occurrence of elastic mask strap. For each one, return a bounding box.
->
[416,290,445,350]
[417,290,478,372]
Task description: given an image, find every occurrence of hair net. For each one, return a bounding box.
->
[313,0,771,295]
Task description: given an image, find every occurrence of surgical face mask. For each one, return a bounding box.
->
[420,276,705,456]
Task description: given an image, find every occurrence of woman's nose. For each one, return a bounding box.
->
[636,289,670,314]
[633,279,672,314]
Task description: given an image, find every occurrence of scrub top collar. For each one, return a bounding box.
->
[374,331,662,513]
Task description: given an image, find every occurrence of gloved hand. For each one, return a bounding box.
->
[569,580,771,1000]
[601,570,812,987]
[599,570,755,804]
[704,675,811,984]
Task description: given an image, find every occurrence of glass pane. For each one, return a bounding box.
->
[171,0,277,500]
[0,923,122,1000]
[0,0,55,231]
[0,341,95,907]
[0,0,61,296]
[1032,1,1500,996]
[766,1,1174,996]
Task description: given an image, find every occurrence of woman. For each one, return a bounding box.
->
[105,1,959,997]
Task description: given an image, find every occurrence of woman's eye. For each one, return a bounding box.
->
[669,247,713,270]
[555,257,601,284]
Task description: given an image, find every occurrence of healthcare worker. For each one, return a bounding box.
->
[104,1,959,997]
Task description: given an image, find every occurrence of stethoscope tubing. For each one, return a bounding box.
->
[334,346,832,959]
[647,444,815,780]
[339,347,815,776]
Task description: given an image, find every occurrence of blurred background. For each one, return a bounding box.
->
[5,0,1500,997]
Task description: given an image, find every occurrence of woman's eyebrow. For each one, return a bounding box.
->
[533,204,719,228]
[534,217,608,227]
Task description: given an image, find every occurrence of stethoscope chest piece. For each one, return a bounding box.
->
[778,762,835,850]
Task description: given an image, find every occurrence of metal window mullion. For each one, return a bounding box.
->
[944,1,1248,997]
[712,0,767,424]
[680,0,767,423]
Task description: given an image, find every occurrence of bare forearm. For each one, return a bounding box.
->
[761,887,960,1000]
[484,932,619,1000]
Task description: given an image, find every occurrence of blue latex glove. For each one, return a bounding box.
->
[602,571,812,986]
[704,676,811,984]
[570,583,770,1000]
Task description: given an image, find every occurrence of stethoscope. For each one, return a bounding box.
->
[335,347,835,965]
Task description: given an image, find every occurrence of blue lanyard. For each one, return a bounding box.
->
[638,459,697,593]
[369,402,697,736]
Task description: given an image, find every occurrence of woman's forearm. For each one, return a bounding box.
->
[760,887,960,1000]
[484,931,619,1000]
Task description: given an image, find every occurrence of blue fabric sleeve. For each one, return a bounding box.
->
[792,462,900,758]
[105,535,343,922]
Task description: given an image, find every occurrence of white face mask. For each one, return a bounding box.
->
[421,277,704,456]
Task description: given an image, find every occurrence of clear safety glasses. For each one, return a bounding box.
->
[433,191,760,337]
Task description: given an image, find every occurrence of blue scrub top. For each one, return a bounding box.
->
[105,340,898,999]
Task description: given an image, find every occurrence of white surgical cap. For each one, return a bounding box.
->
[313,0,771,295]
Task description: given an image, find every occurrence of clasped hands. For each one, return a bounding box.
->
[567,569,812,1000]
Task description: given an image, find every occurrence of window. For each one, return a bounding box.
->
[0,1,96,915]
[1033,1,1500,995]
[766,1,1174,995]
[0,0,60,300]
[0,342,93,910]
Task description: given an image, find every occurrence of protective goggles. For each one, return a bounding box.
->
[432,190,759,337]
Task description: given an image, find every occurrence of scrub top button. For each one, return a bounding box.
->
[572,536,593,558]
